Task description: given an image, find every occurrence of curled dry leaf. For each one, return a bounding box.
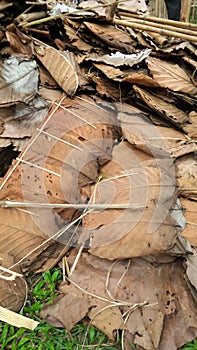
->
[147,56,197,95]
[117,106,197,158]
[84,22,137,53]
[87,49,151,67]
[35,45,78,97]
[133,85,188,125]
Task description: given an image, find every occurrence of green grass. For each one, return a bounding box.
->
[0,268,196,349]
[181,339,197,350]
[0,322,119,349]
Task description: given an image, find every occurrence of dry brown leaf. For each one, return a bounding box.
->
[147,56,197,95]
[78,0,107,16]
[119,0,147,11]
[0,253,26,312]
[183,111,197,139]
[186,250,197,293]
[39,65,58,88]
[117,105,197,158]
[78,142,188,260]
[0,166,65,268]
[63,22,93,52]
[0,119,4,134]
[0,96,48,140]
[41,252,197,350]
[0,277,26,312]
[180,198,197,247]
[41,291,90,330]
[35,45,78,96]
[38,86,64,103]
[133,85,188,125]
[0,96,118,289]
[93,63,124,81]
[84,22,136,53]
[122,71,159,87]
[91,74,125,100]
[6,24,33,57]
[176,155,197,198]
[89,305,123,339]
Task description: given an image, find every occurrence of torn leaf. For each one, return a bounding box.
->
[87,49,151,67]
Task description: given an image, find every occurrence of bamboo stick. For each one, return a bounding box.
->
[146,31,168,46]
[21,0,130,27]
[0,306,39,330]
[113,18,197,43]
[117,15,197,36]
[183,56,197,70]
[117,10,197,30]
[0,200,144,210]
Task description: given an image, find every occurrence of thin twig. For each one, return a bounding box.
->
[105,260,119,301]
[9,209,92,271]
[51,101,97,129]
[21,0,131,27]
[68,243,85,278]
[37,128,84,151]
[76,96,107,111]
[62,256,66,282]
[16,158,61,177]
[186,221,197,226]
[117,259,131,285]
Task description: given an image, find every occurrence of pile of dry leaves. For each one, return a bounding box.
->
[0,0,197,349]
